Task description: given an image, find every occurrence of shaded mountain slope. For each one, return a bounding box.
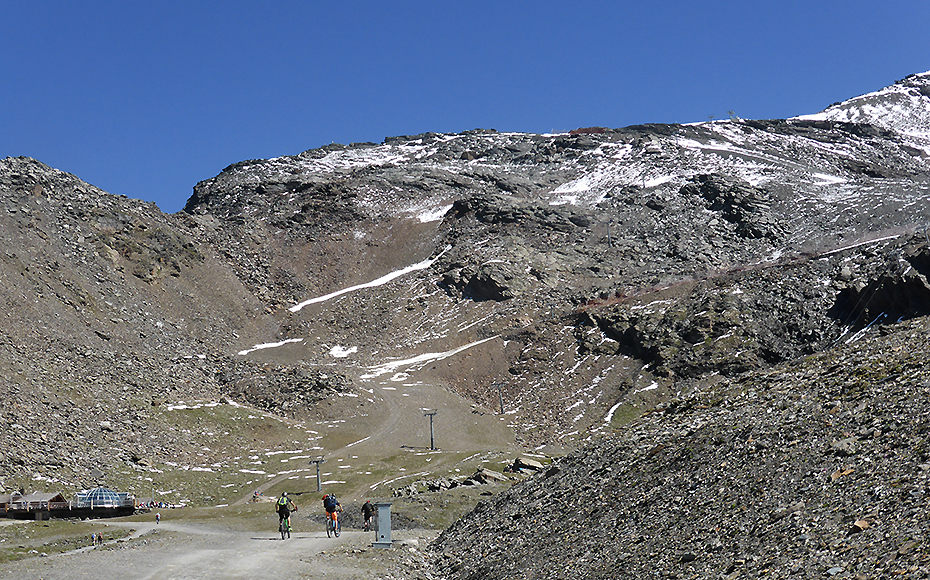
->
[0,158,346,496]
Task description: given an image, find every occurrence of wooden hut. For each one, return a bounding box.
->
[0,492,24,512]
[14,492,69,512]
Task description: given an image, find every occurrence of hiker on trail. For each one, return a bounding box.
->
[361,500,374,531]
[276,492,296,525]
[155,512,161,524]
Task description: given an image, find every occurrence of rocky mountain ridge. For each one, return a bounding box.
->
[177,71,930,441]
[0,72,928,579]
[0,157,348,497]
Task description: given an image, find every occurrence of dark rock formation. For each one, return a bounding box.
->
[680,173,784,240]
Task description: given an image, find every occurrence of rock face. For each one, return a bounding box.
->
[576,240,930,379]
[1,70,930,540]
[0,157,350,494]
[430,316,930,579]
[679,173,783,241]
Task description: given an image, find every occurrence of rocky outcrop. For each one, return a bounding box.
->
[577,262,834,377]
[680,173,784,241]
[831,242,930,326]
[216,361,350,414]
[575,234,930,381]
[431,316,930,579]
[448,193,592,232]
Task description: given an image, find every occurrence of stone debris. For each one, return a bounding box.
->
[512,457,544,471]
[430,316,930,579]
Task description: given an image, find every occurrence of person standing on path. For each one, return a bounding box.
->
[361,500,374,531]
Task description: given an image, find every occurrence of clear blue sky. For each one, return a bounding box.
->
[3,1,929,213]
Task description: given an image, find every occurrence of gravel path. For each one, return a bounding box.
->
[0,521,390,580]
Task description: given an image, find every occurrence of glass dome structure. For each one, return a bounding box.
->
[74,486,133,509]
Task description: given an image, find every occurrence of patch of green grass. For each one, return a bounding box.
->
[0,519,130,564]
[607,403,642,430]
[121,502,274,531]
[15,393,524,520]
[104,401,330,507]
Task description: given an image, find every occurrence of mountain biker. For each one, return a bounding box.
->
[322,493,341,531]
[361,500,374,531]
[276,492,296,528]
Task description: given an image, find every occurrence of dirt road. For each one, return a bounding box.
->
[0,520,419,580]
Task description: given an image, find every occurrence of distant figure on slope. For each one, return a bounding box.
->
[155,512,161,524]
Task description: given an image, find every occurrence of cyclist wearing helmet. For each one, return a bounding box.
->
[323,493,341,515]
[322,493,342,536]
[276,492,296,526]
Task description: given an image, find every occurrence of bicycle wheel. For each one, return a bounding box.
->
[334,518,340,537]
[326,516,332,538]
[280,521,286,540]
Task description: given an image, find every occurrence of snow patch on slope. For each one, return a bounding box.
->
[289,246,451,312]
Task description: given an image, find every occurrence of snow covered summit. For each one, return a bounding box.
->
[795,71,930,154]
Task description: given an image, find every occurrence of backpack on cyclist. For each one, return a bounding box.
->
[277,494,290,512]
[323,494,337,511]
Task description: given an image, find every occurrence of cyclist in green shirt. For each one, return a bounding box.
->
[276,492,296,529]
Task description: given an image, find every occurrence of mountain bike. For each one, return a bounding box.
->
[279,515,291,540]
[326,509,341,537]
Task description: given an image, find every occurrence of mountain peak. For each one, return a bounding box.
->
[794,71,930,154]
